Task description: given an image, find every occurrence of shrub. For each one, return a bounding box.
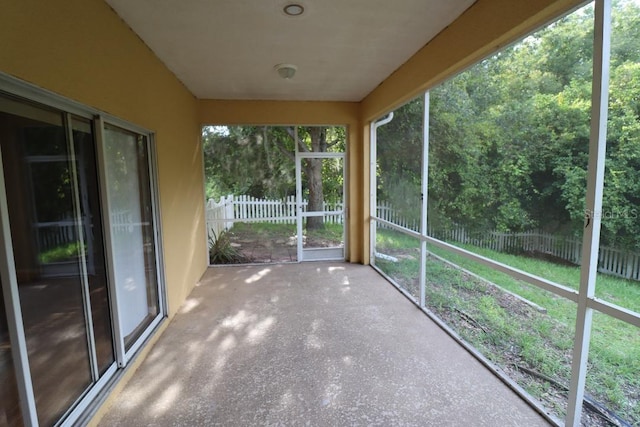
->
[208,229,250,264]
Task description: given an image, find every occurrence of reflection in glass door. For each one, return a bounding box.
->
[296,153,345,261]
[0,97,114,425]
[72,117,115,376]
[102,124,160,350]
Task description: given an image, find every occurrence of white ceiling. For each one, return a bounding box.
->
[105,0,476,102]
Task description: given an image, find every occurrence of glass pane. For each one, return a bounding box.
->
[297,126,345,154]
[373,96,423,301]
[1,101,92,426]
[72,117,114,374]
[1,280,23,426]
[103,124,159,349]
[589,5,640,421]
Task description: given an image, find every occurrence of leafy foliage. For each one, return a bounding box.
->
[203,126,295,200]
[203,125,345,230]
[202,2,640,249]
[378,1,640,249]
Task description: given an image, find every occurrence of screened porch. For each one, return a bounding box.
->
[98,263,550,426]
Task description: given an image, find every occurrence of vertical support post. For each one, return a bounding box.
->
[341,153,347,258]
[420,92,430,308]
[369,122,378,264]
[566,0,611,424]
[369,113,394,264]
[295,127,304,261]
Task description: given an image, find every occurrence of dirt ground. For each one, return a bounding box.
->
[228,232,298,263]
[214,224,343,264]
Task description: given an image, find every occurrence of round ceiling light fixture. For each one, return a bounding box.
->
[283,3,304,16]
[274,63,297,79]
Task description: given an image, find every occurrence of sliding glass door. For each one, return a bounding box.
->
[0,98,103,425]
[0,86,165,426]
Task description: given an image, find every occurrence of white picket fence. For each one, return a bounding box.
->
[206,196,640,280]
[37,210,140,252]
[373,203,640,281]
[206,194,344,240]
[376,203,420,231]
[428,227,640,280]
[205,196,235,239]
[431,228,579,262]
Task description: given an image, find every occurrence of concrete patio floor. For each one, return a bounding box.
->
[99,263,550,426]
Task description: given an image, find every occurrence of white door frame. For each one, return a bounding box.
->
[295,151,345,261]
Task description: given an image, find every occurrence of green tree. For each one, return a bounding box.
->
[203,125,345,230]
[378,0,640,251]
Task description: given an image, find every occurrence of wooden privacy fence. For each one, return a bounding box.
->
[373,202,640,281]
[206,194,344,239]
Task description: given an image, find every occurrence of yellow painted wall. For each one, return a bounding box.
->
[0,1,206,422]
[199,100,359,126]
[0,0,206,315]
[199,100,367,262]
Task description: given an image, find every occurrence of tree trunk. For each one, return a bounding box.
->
[305,157,324,230]
[305,127,326,230]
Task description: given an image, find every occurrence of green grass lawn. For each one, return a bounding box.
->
[231,221,297,239]
[435,241,640,314]
[231,221,343,242]
[374,228,640,425]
